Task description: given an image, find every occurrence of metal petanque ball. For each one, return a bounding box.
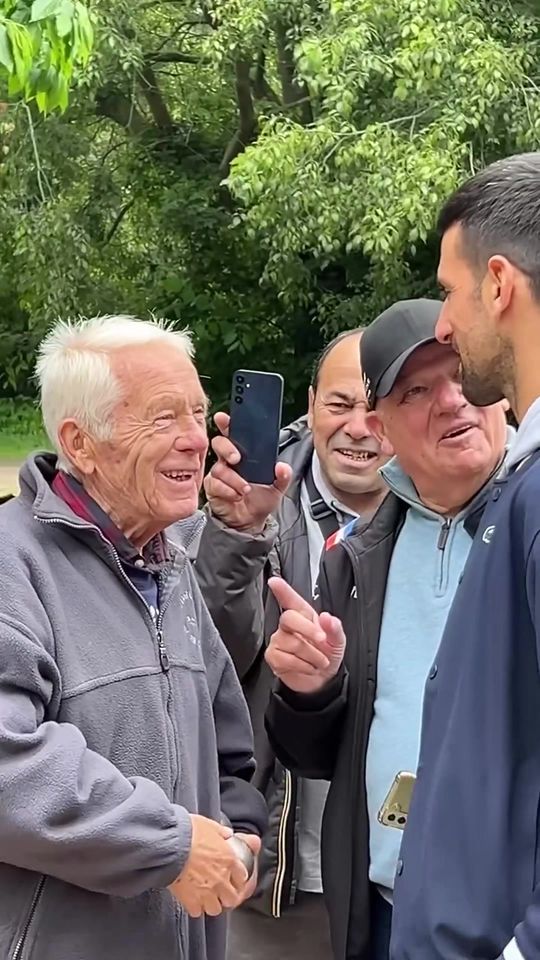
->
[227,835,255,879]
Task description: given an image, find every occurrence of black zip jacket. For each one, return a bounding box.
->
[265,492,485,959]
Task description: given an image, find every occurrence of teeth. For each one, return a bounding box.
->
[337,450,374,461]
[164,471,191,480]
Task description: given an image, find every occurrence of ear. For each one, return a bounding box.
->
[57,420,97,476]
[307,385,315,430]
[365,410,395,457]
[486,255,518,321]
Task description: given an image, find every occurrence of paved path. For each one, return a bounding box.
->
[0,463,21,497]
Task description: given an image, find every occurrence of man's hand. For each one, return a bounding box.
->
[168,815,248,918]
[266,578,346,694]
[204,412,292,534]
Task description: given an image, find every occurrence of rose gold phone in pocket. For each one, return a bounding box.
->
[378,771,416,830]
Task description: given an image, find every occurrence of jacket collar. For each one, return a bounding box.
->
[19,452,205,560]
[277,420,314,505]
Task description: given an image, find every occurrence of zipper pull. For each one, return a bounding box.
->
[158,630,170,672]
[437,519,450,550]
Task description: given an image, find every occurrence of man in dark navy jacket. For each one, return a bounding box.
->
[391,152,540,960]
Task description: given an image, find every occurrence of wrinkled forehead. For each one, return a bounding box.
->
[395,340,458,387]
[110,343,205,409]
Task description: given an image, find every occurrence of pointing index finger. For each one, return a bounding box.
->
[268,577,318,620]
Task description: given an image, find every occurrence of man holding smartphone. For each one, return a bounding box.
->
[196,329,389,959]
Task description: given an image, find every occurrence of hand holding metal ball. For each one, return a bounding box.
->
[227,834,256,880]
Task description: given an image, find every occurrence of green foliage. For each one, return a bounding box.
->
[226,0,540,329]
[0,0,93,112]
[0,0,540,432]
[0,397,48,455]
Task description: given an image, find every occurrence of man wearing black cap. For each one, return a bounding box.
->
[264,298,511,960]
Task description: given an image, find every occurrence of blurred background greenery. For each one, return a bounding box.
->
[0,0,539,459]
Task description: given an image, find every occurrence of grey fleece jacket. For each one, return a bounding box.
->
[0,454,267,960]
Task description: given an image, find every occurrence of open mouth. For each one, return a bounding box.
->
[440,424,476,442]
[161,470,196,483]
[335,448,377,463]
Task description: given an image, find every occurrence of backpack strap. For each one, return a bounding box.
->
[304,466,340,540]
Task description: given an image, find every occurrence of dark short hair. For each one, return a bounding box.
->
[311,328,364,392]
[437,152,540,300]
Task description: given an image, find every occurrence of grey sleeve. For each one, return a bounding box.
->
[194,513,278,680]
[0,615,192,898]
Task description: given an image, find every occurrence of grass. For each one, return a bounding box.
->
[0,399,50,462]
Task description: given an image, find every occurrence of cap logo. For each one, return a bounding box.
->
[363,370,372,403]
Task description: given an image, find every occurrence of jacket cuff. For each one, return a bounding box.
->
[204,511,278,546]
[276,665,347,712]
[171,805,194,878]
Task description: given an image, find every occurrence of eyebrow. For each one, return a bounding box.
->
[146,393,209,416]
[323,391,355,403]
[398,359,460,388]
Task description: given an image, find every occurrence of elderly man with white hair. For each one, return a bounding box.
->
[0,315,267,960]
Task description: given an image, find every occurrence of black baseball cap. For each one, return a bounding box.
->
[361,299,442,410]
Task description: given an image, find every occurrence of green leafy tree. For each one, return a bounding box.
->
[0,0,93,112]
[223,0,540,333]
[0,0,539,423]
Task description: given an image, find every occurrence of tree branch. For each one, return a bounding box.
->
[275,22,313,125]
[103,199,136,245]
[139,65,174,128]
[149,51,203,64]
[252,50,280,102]
[219,60,257,177]
[95,87,147,136]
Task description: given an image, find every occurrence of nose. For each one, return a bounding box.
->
[173,417,208,454]
[343,406,370,441]
[434,378,466,414]
[435,302,452,345]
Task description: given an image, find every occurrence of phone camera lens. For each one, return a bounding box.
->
[236,385,244,395]
[236,375,245,384]
[235,396,243,404]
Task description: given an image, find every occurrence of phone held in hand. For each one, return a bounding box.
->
[378,771,416,830]
[229,370,284,485]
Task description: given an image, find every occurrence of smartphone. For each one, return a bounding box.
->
[377,771,416,831]
[229,370,284,485]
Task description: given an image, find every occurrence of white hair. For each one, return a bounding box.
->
[36,314,194,473]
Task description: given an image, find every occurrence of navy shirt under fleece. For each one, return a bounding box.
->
[391,397,540,960]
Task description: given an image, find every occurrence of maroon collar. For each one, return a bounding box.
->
[52,471,169,569]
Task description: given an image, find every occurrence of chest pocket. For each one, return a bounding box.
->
[163,593,205,673]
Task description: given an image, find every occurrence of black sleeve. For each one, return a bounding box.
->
[264,552,349,779]
[194,514,278,681]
